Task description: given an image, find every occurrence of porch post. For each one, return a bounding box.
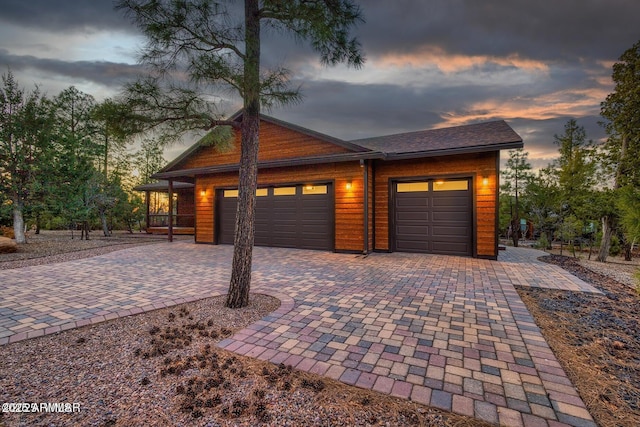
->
[145,190,150,233]
[168,179,174,242]
[362,159,369,254]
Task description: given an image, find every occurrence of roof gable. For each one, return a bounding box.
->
[163,111,368,173]
[351,120,523,158]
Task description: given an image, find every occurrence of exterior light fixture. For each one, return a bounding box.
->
[200,189,206,196]
[482,177,489,186]
[345,181,352,190]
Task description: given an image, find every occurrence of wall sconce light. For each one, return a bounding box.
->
[345,181,352,190]
[200,189,206,196]
[482,177,489,186]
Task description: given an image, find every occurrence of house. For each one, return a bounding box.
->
[144,111,523,259]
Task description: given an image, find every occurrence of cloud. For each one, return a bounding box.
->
[377,47,550,74]
[0,49,142,92]
[358,0,640,63]
[0,0,632,167]
[0,0,134,34]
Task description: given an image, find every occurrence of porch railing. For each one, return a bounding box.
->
[148,214,195,228]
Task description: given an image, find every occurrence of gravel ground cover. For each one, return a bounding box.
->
[0,234,486,427]
[517,255,640,427]
[0,231,171,270]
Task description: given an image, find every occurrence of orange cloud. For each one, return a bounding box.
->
[438,86,611,128]
[377,46,549,74]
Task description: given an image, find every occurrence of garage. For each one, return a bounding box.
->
[218,184,334,250]
[392,178,472,256]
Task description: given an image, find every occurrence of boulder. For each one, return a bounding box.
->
[0,236,18,254]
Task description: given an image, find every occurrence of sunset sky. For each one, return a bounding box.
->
[1,0,638,169]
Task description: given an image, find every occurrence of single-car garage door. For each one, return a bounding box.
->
[218,184,333,250]
[392,179,472,256]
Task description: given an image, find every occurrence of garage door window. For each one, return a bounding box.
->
[274,187,296,196]
[433,180,468,191]
[224,189,269,197]
[303,185,328,195]
[397,182,429,192]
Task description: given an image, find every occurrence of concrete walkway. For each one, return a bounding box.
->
[1,244,599,426]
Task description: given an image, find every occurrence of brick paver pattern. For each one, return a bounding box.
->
[1,243,600,426]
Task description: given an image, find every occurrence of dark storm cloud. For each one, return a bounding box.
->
[0,0,133,33]
[0,49,142,90]
[0,0,631,166]
[357,0,640,62]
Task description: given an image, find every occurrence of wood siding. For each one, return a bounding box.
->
[176,189,194,227]
[176,120,352,170]
[195,162,365,251]
[373,152,499,258]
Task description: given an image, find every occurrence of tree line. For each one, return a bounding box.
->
[501,42,640,262]
[0,71,167,243]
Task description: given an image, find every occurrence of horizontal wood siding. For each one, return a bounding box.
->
[177,120,352,170]
[195,162,365,251]
[373,152,498,258]
[176,189,195,227]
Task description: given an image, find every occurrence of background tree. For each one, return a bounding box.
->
[521,166,560,249]
[134,138,166,186]
[616,186,640,252]
[0,70,54,243]
[599,40,640,262]
[92,98,131,180]
[116,0,364,308]
[501,148,533,247]
[551,119,596,253]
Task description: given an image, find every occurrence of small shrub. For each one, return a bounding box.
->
[534,233,550,250]
[609,235,621,257]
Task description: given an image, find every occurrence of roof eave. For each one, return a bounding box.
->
[153,151,385,181]
[383,141,524,160]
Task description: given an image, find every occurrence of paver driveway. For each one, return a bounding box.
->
[1,243,600,426]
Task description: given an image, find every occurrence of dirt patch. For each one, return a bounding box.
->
[517,255,640,427]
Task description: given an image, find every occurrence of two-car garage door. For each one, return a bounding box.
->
[392,178,472,256]
[217,178,472,256]
[218,184,333,250]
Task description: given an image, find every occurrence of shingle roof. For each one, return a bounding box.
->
[351,120,522,157]
[153,116,523,182]
[133,180,194,192]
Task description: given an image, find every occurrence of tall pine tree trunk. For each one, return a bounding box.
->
[597,215,614,262]
[623,240,632,261]
[12,200,26,244]
[226,0,260,309]
[511,217,519,247]
[100,209,110,237]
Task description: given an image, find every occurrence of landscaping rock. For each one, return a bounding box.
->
[0,236,18,253]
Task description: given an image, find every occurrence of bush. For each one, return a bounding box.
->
[534,233,550,250]
[609,235,621,257]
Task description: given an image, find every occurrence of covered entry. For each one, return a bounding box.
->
[392,178,472,256]
[218,184,334,250]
